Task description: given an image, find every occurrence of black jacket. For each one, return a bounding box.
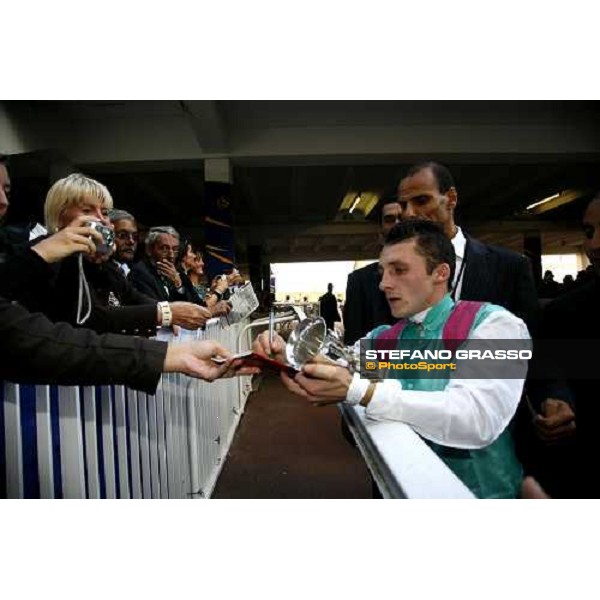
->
[129,257,199,304]
[0,246,159,336]
[343,262,393,345]
[343,234,538,345]
[0,296,166,394]
[458,237,538,332]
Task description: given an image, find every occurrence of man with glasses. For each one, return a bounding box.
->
[109,209,139,276]
[343,191,400,344]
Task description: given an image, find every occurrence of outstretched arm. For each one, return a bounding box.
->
[0,296,166,393]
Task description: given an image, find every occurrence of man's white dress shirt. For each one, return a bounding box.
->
[346,304,530,450]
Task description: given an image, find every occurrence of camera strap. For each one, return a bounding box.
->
[76,253,92,324]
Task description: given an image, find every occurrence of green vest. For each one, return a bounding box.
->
[370,294,523,499]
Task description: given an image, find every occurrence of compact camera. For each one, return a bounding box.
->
[85,220,115,255]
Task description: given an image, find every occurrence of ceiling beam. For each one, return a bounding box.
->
[239,221,379,243]
[179,101,229,153]
[465,218,582,234]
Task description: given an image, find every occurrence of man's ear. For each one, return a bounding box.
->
[446,187,458,211]
[434,263,451,283]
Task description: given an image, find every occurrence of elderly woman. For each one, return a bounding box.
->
[6,173,210,335]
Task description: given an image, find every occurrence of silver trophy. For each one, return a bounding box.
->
[285,317,359,372]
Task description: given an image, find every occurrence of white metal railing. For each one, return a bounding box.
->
[339,404,475,498]
[0,319,253,499]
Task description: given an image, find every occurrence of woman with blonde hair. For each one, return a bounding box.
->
[2,173,210,334]
[45,173,113,234]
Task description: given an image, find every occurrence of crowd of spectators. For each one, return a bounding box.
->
[538,266,596,299]
[0,170,246,339]
[0,156,259,398]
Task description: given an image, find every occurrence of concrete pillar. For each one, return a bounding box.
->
[203,158,236,280]
[204,158,232,185]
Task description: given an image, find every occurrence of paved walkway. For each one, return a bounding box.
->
[212,373,373,498]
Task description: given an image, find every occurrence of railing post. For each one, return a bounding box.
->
[81,386,100,499]
[100,386,117,499]
[35,385,54,499]
[57,386,86,499]
[4,383,23,499]
[113,385,130,499]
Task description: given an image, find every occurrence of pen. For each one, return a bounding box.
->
[269,307,274,356]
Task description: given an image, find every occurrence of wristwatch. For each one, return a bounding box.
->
[158,301,172,327]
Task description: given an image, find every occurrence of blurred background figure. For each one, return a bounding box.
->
[179,239,231,316]
[0,155,11,225]
[180,240,208,301]
[319,282,341,331]
[539,269,561,299]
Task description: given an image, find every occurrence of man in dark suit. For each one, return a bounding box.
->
[397,162,538,329]
[344,164,538,343]
[129,226,199,303]
[343,192,400,344]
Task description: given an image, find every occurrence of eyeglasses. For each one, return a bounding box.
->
[115,231,139,241]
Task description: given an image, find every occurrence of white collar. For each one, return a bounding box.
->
[451,226,466,260]
[409,305,432,324]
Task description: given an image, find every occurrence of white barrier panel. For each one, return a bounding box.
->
[339,404,475,499]
[0,319,251,499]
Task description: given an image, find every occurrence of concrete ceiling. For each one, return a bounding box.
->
[3,100,599,261]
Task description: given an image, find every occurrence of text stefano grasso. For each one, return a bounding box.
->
[364,349,532,361]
